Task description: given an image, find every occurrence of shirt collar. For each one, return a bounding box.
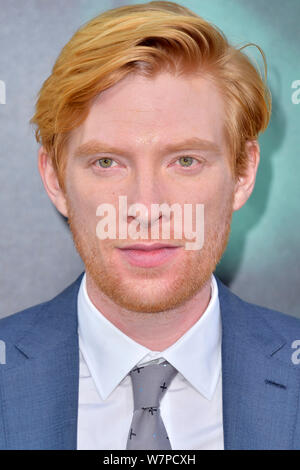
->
[77,273,221,401]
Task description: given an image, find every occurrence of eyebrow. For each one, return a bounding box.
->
[73,137,221,159]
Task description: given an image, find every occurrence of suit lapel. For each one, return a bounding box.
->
[217,278,300,449]
[0,273,83,449]
[2,272,300,449]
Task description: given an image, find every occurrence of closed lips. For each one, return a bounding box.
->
[119,244,180,251]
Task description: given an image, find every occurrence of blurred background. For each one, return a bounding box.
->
[0,0,299,318]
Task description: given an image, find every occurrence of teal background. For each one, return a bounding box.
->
[81,0,300,316]
[0,0,299,317]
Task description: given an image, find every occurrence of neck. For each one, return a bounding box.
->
[85,273,212,350]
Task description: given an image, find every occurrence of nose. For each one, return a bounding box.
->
[124,166,170,232]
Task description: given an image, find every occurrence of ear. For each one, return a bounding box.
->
[38,146,68,218]
[232,140,260,212]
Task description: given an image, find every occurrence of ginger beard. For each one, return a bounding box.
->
[65,190,234,314]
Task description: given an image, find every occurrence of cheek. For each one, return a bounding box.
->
[66,166,97,208]
[65,182,98,229]
[201,174,234,219]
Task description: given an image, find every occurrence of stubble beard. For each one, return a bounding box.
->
[66,195,234,314]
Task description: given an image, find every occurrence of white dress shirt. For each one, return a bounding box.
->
[77,273,224,450]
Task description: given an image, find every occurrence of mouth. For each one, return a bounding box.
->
[117,243,182,268]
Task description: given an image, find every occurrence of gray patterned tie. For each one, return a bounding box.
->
[126,360,178,450]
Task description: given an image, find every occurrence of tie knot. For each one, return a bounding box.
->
[129,360,177,411]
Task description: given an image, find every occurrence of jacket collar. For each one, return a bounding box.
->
[0,273,83,449]
[217,277,300,449]
[1,273,300,449]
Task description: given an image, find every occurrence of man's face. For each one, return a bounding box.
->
[63,71,236,313]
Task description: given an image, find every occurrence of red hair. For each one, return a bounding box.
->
[30,1,271,189]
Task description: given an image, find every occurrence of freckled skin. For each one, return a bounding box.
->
[39,71,259,349]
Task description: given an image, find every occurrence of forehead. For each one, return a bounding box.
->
[68,71,226,153]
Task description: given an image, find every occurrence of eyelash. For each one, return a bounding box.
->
[94,156,203,170]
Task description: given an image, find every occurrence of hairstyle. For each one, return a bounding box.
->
[30,1,271,190]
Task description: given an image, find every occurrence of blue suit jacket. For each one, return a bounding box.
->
[1,272,300,450]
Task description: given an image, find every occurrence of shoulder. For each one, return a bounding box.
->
[0,300,47,343]
[0,272,84,345]
[216,276,300,342]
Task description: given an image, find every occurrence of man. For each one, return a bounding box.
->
[1,1,300,450]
